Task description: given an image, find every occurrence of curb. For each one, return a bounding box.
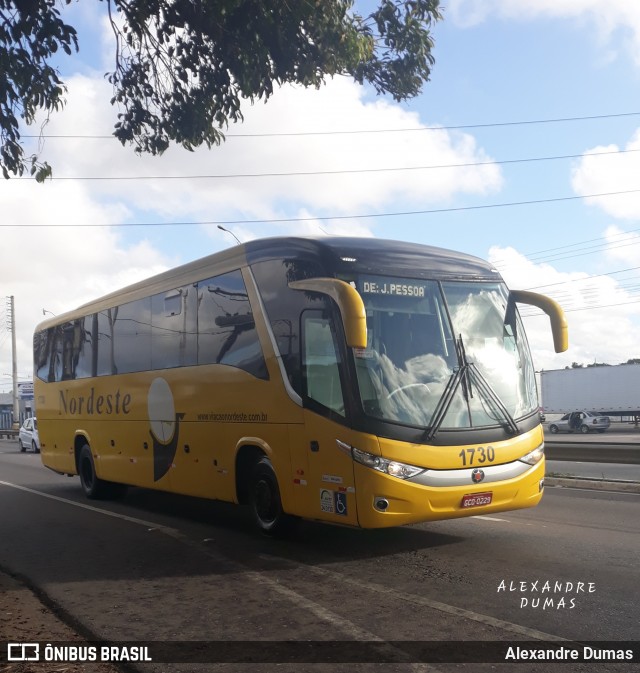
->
[545,476,640,494]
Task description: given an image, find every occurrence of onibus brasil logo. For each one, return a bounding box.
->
[148,377,184,482]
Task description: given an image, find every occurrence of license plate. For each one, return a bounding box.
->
[461,492,493,508]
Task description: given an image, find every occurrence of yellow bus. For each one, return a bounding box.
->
[34,237,567,533]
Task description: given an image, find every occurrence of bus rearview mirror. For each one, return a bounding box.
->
[288,278,367,349]
[509,290,568,353]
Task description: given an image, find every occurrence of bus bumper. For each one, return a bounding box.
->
[354,459,545,529]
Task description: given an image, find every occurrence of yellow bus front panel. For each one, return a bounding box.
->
[354,457,545,529]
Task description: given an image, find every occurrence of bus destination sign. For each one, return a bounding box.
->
[359,276,428,298]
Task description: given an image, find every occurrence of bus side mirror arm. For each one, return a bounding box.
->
[509,290,569,353]
[288,278,368,349]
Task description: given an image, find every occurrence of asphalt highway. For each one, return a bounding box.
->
[1,439,638,672]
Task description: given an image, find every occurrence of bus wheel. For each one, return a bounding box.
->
[79,444,110,500]
[249,457,292,536]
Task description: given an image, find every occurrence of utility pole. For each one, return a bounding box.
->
[7,296,19,429]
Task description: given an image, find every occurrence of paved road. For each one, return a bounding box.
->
[0,445,638,672]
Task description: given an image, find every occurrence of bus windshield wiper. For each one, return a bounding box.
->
[425,334,473,442]
[467,363,519,435]
[456,332,518,434]
[425,334,519,441]
[424,365,466,442]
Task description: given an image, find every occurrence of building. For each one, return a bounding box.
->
[0,388,34,430]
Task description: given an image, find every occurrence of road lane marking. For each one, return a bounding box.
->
[236,571,435,673]
[259,554,568,643]
[0,480,182,536]
[0,479,575,653]
[471,515,509,522]
[0,479,436,671]
[187,540,438,671]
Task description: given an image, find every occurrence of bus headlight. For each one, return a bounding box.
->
[519,444,545,466]
[351,447,425,480]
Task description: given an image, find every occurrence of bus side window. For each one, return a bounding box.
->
[48,327,63,382]
[151,286,197,369]
[197,270,268,379]
[34,329,52,382]
[111,298,152,374]
[302,311,345,417]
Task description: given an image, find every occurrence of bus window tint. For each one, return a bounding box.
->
[151,286,197,369]
[197,270,267,379]
[95,310,116,376]
[354,277,537,429]
[441,282,537,421]
[110,299,152,374]
[59,319,92,380]
[70,318,94,379]
[302,312,345,416]
[35,320,91,382]
[354,279,454,426]
[250,257,326,395]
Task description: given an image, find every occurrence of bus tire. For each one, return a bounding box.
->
[249,456,293,536]
[78,444,109,500]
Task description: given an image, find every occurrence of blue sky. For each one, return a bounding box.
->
[2,0,640,390]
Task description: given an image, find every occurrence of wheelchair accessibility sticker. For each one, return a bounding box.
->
[320,489,348,516]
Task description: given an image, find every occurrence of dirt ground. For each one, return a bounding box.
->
[0,572,121,673]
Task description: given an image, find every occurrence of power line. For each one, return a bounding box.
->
[493,227,640,270]
[519,272,640,315]
[499,229,640,265]
[525,265,640,291]
[13,147,640,182]
[520,290,640,313]
[520,297,640,319]
[500,227,640,314]
[19,111,640,139]
[3,187,640,227]
[497,235,640,268]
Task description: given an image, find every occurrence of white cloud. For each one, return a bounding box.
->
[2,59,504,391]
[0,179,173,389]
[602,224,640,265]
[33,73,503,222]
[448,0,640,65]
[571,129,640,219]
[490,245,640,371]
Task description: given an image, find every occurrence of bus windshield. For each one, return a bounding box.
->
[353,276,538,432]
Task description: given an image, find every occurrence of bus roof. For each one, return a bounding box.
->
[244,236,498,279]
[36,237,500,331]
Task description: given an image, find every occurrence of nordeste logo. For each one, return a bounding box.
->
[147,377,184,482]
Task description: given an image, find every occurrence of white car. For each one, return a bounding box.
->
[548,411,610,434]
[18,417,40,453]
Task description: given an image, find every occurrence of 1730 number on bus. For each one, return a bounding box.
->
[458,446,495,466]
